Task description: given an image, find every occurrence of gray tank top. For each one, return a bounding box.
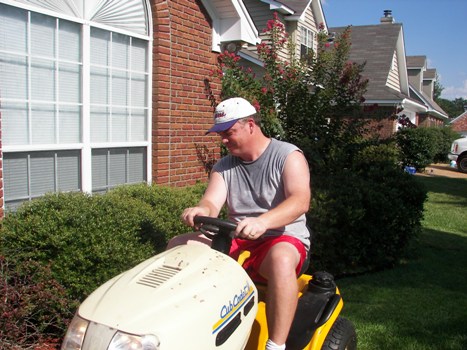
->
[212,138,310,250]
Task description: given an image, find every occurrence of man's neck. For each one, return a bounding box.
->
[241,135,271,162]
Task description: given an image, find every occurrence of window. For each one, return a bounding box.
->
[92,147,146,193]
[4,151,81,210]
[0,0,151,210]
[0,7,82,146]
[300,27,314,59]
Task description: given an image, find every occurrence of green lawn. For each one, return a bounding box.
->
[336,175,467,350]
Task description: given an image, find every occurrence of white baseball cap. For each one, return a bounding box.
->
[206,97,257,134]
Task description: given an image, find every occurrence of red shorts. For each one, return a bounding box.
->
[229,235,307,283]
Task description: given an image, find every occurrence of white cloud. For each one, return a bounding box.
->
[441,80,467,100]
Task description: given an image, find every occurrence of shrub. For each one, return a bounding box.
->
[396,127,438,170]
[109,182,207,242]
[353,140,401,167]
[430,127,461,163]
[0,256,72,349]
[309,161,426,275]
[395,127,460,170]
[1,191,160,301]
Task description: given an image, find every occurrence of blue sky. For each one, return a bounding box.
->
[322,0,467,100]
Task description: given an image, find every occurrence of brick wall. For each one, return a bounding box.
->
[151,0,221,187]
[0,112,3,218]
[451,113,467,133]
[361,106,398,139]
[418,114,445,128]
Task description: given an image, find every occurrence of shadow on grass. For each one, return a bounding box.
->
[336,228,467,350]
[415,176,467,199]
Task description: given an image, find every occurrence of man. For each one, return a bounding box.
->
[169,97,311,350]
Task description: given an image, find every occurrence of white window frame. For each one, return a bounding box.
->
[300,26,314,58]
[0,0,153,208]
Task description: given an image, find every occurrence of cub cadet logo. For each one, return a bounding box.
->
[220,281,251,319]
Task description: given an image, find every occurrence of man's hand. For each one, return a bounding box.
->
[181,206,210,228]
[236,217,267,240]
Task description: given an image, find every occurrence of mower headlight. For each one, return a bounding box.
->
[61,314,89,349]
[109,332,160,350]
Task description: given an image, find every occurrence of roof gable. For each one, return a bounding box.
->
[406,55,427,69]
[330,23,409,101]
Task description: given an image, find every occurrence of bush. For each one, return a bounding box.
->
[353,140,401,167]
[395,127,461,170]
[396,127,437,170]
[109,182,207,242]
[1,191,160,301]
[309,161,426,275]
[0,256,72,349]
[430,127,461,163]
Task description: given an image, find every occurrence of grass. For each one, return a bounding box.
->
[336,175,467,350]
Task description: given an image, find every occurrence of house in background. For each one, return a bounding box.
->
[406,56,448,126]
[329,10,448,138]
[239,0,327,75]
[450,106,467,137]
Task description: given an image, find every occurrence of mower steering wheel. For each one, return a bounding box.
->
[194,216,237,238]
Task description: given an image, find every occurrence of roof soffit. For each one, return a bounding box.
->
[202,0,259,52]
[260,0,294,15]
[260,0,327,30]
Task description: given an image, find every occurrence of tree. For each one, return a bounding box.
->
[437,97,467,119]
[433,75,443,100]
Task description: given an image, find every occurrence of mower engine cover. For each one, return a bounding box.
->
[71,244,258,349]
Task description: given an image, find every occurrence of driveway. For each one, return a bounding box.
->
[418,163,467,179]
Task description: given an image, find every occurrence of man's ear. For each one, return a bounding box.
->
[248,119,255,133]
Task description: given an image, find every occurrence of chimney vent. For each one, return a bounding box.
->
[381,9,395,24]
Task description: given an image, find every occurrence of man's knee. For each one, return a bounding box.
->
[166,232,211,250]
[260,243,300,279]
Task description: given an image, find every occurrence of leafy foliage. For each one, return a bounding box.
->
[109,182,207,242]
[396,128,437,170]
[309,161,426,275]
[395,127,460,170]
[0,256,72,349]
[436,97,467,119]
[1,192,159,301]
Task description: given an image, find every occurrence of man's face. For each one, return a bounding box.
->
[217,119,250,156]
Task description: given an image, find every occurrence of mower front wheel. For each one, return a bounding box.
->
[321,316,357,350]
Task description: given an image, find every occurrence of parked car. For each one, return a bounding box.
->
[448,137,467,173]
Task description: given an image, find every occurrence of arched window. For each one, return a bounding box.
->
[0,0,152,210]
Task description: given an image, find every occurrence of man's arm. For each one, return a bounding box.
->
[181,171,227,227]
[236,150,310,238]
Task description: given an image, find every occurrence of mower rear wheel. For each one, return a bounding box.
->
[321,316,357,350]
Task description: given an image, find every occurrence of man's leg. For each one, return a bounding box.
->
[259,242,301,347]
[166,232,212,249]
